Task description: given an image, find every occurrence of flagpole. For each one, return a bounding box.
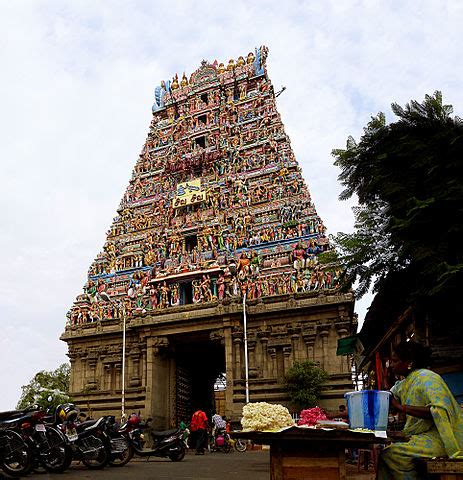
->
[243,293,250,404]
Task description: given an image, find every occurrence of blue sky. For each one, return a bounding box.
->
[1,0,462,410]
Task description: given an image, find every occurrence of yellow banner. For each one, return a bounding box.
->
[173,179,207,208]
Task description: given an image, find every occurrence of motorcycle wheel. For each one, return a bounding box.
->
[109,436,134,467]
[0,430,32,477]
[38,426,72,473]
[222,435,232,454]
[80,434,110,469]
[168,442,186,462]
[234,438,248,452]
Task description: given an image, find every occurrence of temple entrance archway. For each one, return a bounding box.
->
[172,333,225,425]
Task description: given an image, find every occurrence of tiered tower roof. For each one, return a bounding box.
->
[66,46,340,327]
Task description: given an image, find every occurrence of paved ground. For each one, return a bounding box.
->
[15,450,375,480]
[24,450,270,480]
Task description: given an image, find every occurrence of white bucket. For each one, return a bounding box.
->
[344,390,391,431]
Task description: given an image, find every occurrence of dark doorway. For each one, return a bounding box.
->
[194,136,206,149]
[185,234,197,252]
[181,281,193,305]
[173,335,225,424]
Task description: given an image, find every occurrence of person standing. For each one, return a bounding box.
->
[190,408,208,455]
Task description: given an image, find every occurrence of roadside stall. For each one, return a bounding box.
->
[233,426,388,480]
[232,396,392,480]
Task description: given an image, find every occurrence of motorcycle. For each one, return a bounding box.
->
[0,406,71,474]
[119,414,186,462]
[208,428,232,453]
[53,403,110,469]
[0,428,32,477]
[101,415,134,467]
[208,428,248,453]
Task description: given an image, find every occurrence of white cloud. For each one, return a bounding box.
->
[0,0,461,409]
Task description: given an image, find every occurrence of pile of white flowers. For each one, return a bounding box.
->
[241,402,295,431]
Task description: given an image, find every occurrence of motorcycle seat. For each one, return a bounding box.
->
[0,417,22,427]
[76,420,97,432]
[0,410,26,421]
[150,428,178,438]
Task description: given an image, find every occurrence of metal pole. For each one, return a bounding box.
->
[121,305,126,421]
[243,293,250,404]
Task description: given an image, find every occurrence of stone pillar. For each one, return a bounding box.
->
[303,334,316,363]
[291,334,299,363]
[247,331,258,378]
[276,348,285,383]
[140,342,147,389]
[114,363,122,393]
[319,328,330,371]
[232,328,242,380]
[268,347,277,379]
[283,346,292,374]
[145,337,155,418]
[103,363,112,391]
[258,331,269,378]
[67,350,78,392]
[86,353,98,391]
[129,345,141,387]
[223,326,234,419]
[146,336,170,429]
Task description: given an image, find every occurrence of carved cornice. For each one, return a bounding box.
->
[317,325,331,337]
[232,325,243,341]
[152,336,169,355]
[210,329,225,344]
[283,346,292,357]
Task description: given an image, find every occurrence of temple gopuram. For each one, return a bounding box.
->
[61,46,355,428]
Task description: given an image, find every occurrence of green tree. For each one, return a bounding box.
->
[331,92,463,319]
[285,361,329,409]
[17,363,71,410]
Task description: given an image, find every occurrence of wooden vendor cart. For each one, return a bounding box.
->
[233,426,388,480]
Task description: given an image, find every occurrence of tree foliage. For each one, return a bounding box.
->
[285,361,329,409]
[17,363,71,410]
[331,91,463,315]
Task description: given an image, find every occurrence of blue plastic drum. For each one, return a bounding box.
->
[344,390,391,431]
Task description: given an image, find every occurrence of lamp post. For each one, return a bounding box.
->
[120,301,127,422]
[242,293,250,404]
[100,292,126,421]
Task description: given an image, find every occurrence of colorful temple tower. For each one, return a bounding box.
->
[61,47,355,427]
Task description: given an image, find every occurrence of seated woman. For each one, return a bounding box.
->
[377,341,463,479]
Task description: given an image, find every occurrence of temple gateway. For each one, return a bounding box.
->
[61,46,355,428]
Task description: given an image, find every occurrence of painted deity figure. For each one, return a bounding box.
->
[170,283,180,306]
[160,281,170,308]
[200,275,213,302]
[231,276,239,297]
[86,280,98,302]
[239,83,247,101]
[217,274,226,300]
[237,252,251,279]
[192,279,202,303]
[293,242,306,271]
[250,251,261,276]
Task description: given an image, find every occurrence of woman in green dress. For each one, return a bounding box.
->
[377,341,463,479]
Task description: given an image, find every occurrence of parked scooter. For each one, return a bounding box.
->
[53,403,110,469]
[119,414,185,462]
